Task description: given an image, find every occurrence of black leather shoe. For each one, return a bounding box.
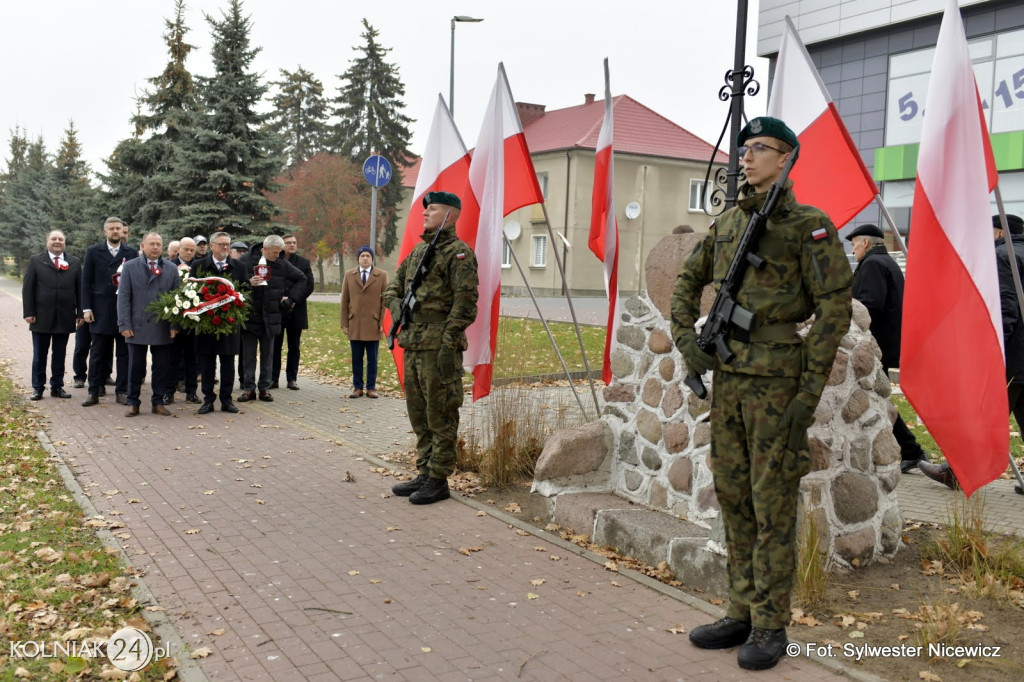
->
[221,401,239,413]
[51,387,72,399]
[30,389,44,401]
[73,379,85,388]
[287,381,299,390]
[197,402,214,415]
[409,477,451,505]
[97,386,107,397]
[269,381,279,389]
[258,390,273,402]
[163,392,175,405]
[918,461,960,490]
[689,617,752,649]
[81,394,99,407]
[737,627,788,670]
[392,474,429,497]
[900,456,927,474]
[115,393,127,405]
[185,393,201,404]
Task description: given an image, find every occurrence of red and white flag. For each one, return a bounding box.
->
[766,16,878,229]
[901,0,1005,497]
[389,95,477,387]
[589,58,620,385]
[463,63,545,401]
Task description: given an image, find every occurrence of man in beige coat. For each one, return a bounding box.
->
[340,246,388,398]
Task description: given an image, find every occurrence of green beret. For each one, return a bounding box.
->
[737,116,799,150]
[422,191,461,210]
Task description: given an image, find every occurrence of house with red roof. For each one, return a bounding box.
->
[400,94,727,296]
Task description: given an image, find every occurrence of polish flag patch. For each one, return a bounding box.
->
[455,252,466,259]
[811,227,829,241]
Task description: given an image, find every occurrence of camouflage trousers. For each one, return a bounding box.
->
[404,349,464,479]
[710,370,810,629]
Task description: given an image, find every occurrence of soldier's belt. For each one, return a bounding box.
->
[408,312,449,323]
[748,322,797,343]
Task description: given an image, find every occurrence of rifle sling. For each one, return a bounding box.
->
[407,312,449,323]
[747,322,798,343]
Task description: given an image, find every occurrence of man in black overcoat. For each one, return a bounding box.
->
[271,233,315,390]
[23,230,82,400]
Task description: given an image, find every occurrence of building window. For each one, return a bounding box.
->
[531,235,547,267]
[689,179,708,212]
[537,172,549,198]
[502,240,512,268]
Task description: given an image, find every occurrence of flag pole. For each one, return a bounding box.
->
[540,202,602,416]
[993,184,1024,496]
[873,195,909,257]
[503,232,592,419]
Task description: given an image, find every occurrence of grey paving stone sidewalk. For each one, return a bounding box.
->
[0,280,854,681]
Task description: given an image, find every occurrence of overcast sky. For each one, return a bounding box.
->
[0,0,768,176]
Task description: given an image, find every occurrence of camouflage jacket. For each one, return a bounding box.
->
[384,226,479,351]
[671,181,852,399]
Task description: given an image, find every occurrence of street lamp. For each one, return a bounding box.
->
[449,15,483,115]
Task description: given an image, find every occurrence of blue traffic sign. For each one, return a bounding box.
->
[362,155,393,188]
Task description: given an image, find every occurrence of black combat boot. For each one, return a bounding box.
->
[391,474,428,497]
[737,627,788,670]
[688,617,752,649]
[409,477,450,505]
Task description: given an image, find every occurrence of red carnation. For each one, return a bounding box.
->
[206,309,215,316]
[217,284,228,293]
[227,316,236,324]
[234,299,243,307]
[221,303,230,311]
[212,316,222,325]
[200,286,209,295]
[204,293,214,301]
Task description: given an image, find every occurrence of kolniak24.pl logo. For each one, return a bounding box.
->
[8,627,171,672]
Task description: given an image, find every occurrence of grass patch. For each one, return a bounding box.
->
[301,301,607,393]
[794,511,832,609]
[0,369,178,680]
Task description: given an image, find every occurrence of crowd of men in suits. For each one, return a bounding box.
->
[21,218,315,417]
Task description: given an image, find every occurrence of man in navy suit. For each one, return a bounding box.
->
[81,217,139,407]
[117,232,180,416]
[23,230,82,400]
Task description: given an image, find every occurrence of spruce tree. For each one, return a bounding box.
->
[0,137,55,272]
[51,122,102,258]
[170,0,280,237]
[266,67,330,172]
[329,18,414,255]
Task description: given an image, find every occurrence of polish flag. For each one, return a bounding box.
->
[766,16,878,229]
[463,63,545,401]
[388,95,477,387]
[589,59,619,385]
[901,0,1005,497]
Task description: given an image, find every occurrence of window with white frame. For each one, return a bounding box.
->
[501,240,512,268]
[689,179,708,212]
[536,172,549,198]
[531,235,547,267]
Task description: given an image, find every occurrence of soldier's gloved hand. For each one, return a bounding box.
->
[779,392,818,452]
[437,345,460,382]
[679,335,715,376]
[387,301,402,322]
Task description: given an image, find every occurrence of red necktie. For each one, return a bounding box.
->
[54,257,59,269]
[149,261,158,274]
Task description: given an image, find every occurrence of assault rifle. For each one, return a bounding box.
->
[683,143,800,399]
[386,210,451,350]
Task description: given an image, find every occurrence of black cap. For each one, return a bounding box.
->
[993,214,1024,235]
[229,241,247,250]
[845,224,885,241]
[422,191,461,210]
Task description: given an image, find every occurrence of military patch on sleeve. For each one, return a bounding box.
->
[455,252,466,260]
[810,227,829,241]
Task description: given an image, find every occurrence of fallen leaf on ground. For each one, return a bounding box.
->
[191,647,212,659]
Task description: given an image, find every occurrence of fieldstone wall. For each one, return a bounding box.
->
[539,233,903,569]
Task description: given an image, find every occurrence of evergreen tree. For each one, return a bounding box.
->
[51,122,102,258]
[103,0,200,230]
[169,0,280,237]
[265,67,330,172]
[329,19,414,255]
[0,127,30,271]
[0,137,55,272]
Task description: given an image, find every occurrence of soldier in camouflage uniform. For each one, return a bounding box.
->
[671,117,852,670]
[385,191,479,505]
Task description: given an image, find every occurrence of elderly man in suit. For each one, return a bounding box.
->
[191,231,243,414]
[168,235,200,404]
[271,233,315,390]
[81,217,139,407]
[23,230,82,400]
[341,245,388,398]
[117,232,180,416]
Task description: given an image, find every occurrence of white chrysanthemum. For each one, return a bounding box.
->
[164,307,170,314]
[172,307,180,315]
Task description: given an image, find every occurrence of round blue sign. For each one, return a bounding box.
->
[362,155,393,188]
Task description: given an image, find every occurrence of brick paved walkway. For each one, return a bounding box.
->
[5,276,1016,681]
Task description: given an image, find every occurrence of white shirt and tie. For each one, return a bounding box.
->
[360,268,370,285]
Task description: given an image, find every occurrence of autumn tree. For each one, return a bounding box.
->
[328,19,414,256]
[265,67,330,172]
[267,153,371,285]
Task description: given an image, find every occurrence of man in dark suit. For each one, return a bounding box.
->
[271,233,315,390]
[81,217,139,407]
[191,231,243,414]
[23,230,82,400]
[117,232,180,416]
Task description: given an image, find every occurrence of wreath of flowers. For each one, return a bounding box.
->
[146,275,251,338]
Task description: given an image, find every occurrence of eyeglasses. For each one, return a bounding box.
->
[211,241,231,247]
[738,142,786,157]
